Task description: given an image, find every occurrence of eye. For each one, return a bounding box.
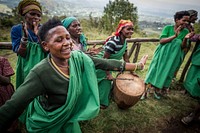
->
[56,37,63,42]
[29,12,41,17]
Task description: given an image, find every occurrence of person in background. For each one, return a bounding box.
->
[62,16,104,55]
[143,11,194,100]
[0,18,148,133]
[181,40,200,125]
[187,10,200,42]
[94,19,138,109]
[62,16,87,51]
[181,11,200,125]
[10,0,47,89]
[0,56,18,132]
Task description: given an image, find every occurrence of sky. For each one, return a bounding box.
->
[128,0,200,19]
[82,0,200,19]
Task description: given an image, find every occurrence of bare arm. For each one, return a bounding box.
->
[123,51,130,62]
[160,25,182,44]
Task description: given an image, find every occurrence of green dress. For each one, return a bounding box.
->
[145,25,189,89]
[95,41,127,106]
[184,43,200,97]
[0,51,124,132]
[16,41,47,89]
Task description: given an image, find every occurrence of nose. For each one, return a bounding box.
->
[63,38,72,47]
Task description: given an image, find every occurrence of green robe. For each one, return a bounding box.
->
[26,51,99,132]
[16,41,47,89]
[95,41,127,106]
[0,51,124,132]
[184,43,200,97]
[145,25,189,89]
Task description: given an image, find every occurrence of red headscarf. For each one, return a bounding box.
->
[104,19,133,44]
[114,19,133,36]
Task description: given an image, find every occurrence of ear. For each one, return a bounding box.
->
[41,41,49,52]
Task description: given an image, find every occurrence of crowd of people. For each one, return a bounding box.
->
[0,0,199,132]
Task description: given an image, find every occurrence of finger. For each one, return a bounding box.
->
[93,44,97,48]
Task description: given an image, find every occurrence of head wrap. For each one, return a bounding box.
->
[104,19,133,44]
[62,17,78,29]
[62,17,87,49]
[114,19,133,36]
[18,0,42,16]
[188,10,198,17]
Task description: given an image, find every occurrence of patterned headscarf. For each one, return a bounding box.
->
[18,0,42,16]
[104,19,133,44]
[114,19,133,36]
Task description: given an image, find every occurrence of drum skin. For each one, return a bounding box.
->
[113,73,145,109]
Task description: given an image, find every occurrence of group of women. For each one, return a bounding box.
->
[0,0,199,132]
[0,0,147,132]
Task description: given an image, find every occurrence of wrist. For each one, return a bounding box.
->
[22,36,28,41]
[136,63,144,70]
[21,37,28,47]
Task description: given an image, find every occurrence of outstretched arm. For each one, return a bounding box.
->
[90,54,148,72]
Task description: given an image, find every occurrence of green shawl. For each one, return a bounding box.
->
[95,41,127,106]
[25,51,100,133]
[16,41,47,89]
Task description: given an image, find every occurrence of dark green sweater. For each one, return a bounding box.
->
[0,51,124,129]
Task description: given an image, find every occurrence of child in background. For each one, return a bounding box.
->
[0,56,18,132]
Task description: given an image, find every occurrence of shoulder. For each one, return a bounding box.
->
[106,36,120,44]
[11,24,22,31]
[163,25,173,30]
[11,24,22,35]
[31,58,49,73]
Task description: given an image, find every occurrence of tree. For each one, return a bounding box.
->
[101,0,138,33]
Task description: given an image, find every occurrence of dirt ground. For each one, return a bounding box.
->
[161,117,200,133]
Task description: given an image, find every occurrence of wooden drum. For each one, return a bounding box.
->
[113,73,145,109]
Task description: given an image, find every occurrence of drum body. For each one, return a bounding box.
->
[113,73,145,109]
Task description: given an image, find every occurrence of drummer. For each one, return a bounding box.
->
[94,19,138,109]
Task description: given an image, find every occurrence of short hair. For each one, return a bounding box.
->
[174,11,190,21]
[38,17,63,43]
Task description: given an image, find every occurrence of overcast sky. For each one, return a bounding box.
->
[86,0,199,18]
[128,0,200,18]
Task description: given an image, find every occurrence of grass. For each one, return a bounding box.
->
[0,28,198,132]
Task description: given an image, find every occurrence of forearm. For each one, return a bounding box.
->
[0,71,44,127]
[181,38,188,49]
[125,62,143,71]
[123,52,130,62]
[90,56,124,71]
[160,35,177,44]
[17,36,27,57]
[190,34,200,42]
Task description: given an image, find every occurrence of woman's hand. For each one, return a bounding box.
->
[185,32,195,39]
[21,21,28,38]
[33,21,40,35]
[138,55,148,70]
[106,73,113,80]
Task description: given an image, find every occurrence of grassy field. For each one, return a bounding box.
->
[0,29,199,132]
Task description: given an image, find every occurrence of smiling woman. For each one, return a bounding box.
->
[0,18,148,133]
